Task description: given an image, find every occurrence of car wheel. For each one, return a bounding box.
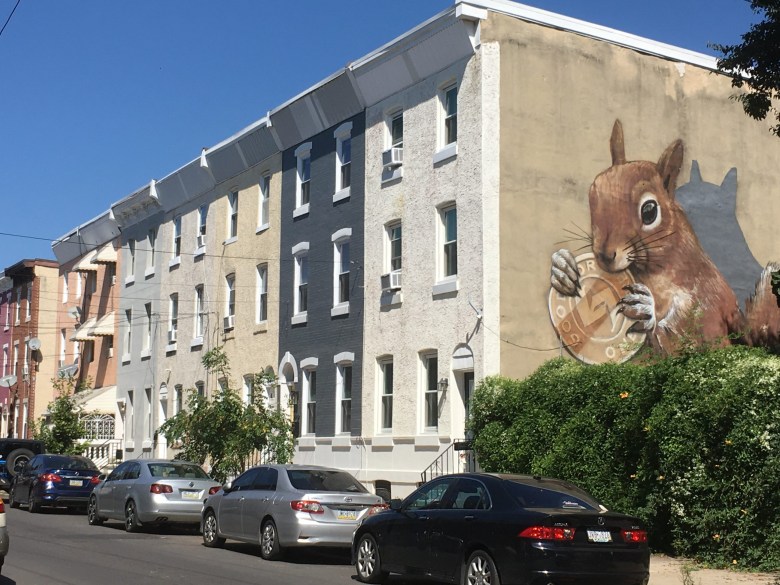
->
[202,510,225,548]
[124,500,142,533]
[87,496,103,526]
[27,492,40,514]
[6,448,34,477]
[259,519,282,560]
[8,486,19,509]
[355,534,388,584]
[463,550,500,585]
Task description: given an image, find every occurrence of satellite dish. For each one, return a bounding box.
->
[28,338,41,351]
[67,306,81,320]
[0,375,17,388]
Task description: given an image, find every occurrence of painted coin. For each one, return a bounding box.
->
[548,253,645,364]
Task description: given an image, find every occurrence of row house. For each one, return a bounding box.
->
[47,1,780,498]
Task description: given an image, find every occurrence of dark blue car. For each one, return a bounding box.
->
[8,454,101,512]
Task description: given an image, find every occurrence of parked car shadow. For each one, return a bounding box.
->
[220,542,352,566]
[0,575,16,584]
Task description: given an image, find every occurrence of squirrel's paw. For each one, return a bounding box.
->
[618,283,656,333]
[550,249,580,297]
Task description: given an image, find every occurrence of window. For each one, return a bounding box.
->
[380,360,393,431]
[174,385,183,415]
[106,263,116,287]
[105,336,113,359]
[84,340,94,364]
[62,272,69,303]
[334,122,352,194]
[145,387,152,440]
[12,344,17,376]
[441,205,458,278]
[332,231,351,307]
[194,285,205,339]
[227,191,238,240]
[124,309,132,360]
[4,293,10,329]
[23,340,29,374]
[225,274,235,320]
[2,345,7,377]
[196,381,205,397]
[295,142,312,212]
[14,289,20,324]
[147,229,156,273]
[197,204,208,249]
[389,110,403,148]
[304,368,316,435]
[242,375,254,405]
[73,340,79,363]
[406,477,457,511]
[442,83,458,146]
[423,354,439,430]
[258,176,270,229]
[294,250,309,317]
[172,215,182,260]
[127,390,134,440]
[387,222,402,272]
[127,239,136,280]
[169,294,178,341]
[338,364,352,434]
[256,264,268,323]
[59,331,66,367]
[25,285,31,320]
[143,303,152,355]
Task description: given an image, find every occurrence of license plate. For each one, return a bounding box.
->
[181,490,200,500]
[69,480,83,487]
[337,510,358,521]
[587,529,612,543]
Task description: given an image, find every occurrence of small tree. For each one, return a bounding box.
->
[159,346,293,483]
[32,375,90,455]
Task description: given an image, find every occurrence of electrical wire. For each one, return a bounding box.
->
[0,0,20,39]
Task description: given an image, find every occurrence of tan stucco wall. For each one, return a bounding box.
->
[482,14,780,380]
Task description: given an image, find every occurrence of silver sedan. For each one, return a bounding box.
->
[201,464,385,559]
[88,459,221,532]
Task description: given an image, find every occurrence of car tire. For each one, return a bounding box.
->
[202,510,225,548]
[463,550,501,585]
[27,492,40,514]
[87,496,103,526]
[259,519,282,561]
[8,486,19,509]
[6,448,34,477]
[124,500,142,533]
[355,534,388,584]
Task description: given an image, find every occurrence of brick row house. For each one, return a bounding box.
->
[36,1,780,496]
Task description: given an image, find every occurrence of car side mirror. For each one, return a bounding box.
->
[389,498,403,511]
[222,481,233,494]
[98,474,107,481]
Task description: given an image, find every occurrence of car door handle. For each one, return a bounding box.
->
[417,515,430,521]
[464,515,476,521]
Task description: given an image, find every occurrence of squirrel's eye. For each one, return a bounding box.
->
[641,200,658,226]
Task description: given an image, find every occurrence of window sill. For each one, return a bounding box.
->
[291,312,307,325]
[255,223,270,234]
[380,291,402,307]
[432,277,459,297]
[144,267,155,279]
[381,166,403,184]
[14,320,19,327]
[332,187,350,203]
[332,435,352,449]
[140,349,151,360]
[168,257,181,269]
[415,434,443,448]
[254,321,268,334]
[190,336,204,348]
[124,276,135,286]
[372,435,394,448]
[223,236,237,246]
[142,439,153,450]
[331,303,349,317]
[293,203,310,219]
[193,246,206,258]
[297,436,316,449]
[125,440,135,450]
[165,343,177,353]
[3,326,8,332]
[432,142,458,165]
[121,354,131,364]
[24,316,31,323]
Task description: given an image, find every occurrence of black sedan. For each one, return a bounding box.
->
[352,473,649,585]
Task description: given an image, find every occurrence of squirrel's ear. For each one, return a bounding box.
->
[610,120,626,165]
[657,139,684,197]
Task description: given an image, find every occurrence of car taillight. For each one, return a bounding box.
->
[367,504,389,516]
[89,475,102,485]
[621,529,648,543]
[0,500,5,513]
[518,526,576,541]
[39,473,62,483]
[150,483,174,494]
[290,500,324,514]
[208,486,221,495]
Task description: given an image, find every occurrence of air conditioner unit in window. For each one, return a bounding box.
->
[382,147,403,169]
[223,315,234,331]
[107,347,114,358]
[380,270,402,292]
[197,234,206,249]
[22,364,29,379]
[111,275,117,286]
[168,329,177,344]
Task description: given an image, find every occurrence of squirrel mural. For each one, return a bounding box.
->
[550,120,780,355]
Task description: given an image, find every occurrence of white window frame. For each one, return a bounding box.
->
[174,384,183,415]
[123,309,132,363]
[225,274,236,319]
[433,204,459,296]
[242,375,254,405]
[62,272,69,303]
[142,303,152,358]
[2,345,8,377]
[196,204,208,255]
[257,175,270,232]
[433,82,458,164]
[300,360,317,436]
[331,229,351,316]
[4,293,10,330]
[196,381,205,397]
[335,357,354,435]
[144,387,153,441]
[145,228,156,277]
[168,293,178,347]
[292,242,310,324]
[421,352,439,432]
[294,142,312,217]
[387,109,403,149]
[226,190,239,242]
[12,343,18,377]
[126,240,136,285]
[193,285,205,343]
[171,215,182,267]
[14,289,20,325]
[256,264,268,324]
[386,221,402,273]
[25,284,31,321]
[379,358,393,432]
[333,121,352,201]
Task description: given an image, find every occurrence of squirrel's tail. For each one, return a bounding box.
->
[744,263,780,352]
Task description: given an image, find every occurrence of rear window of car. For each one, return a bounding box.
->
[147,463,210,479]
[44,456,97,471]
[505,480,599,510]
[286,469,368,493]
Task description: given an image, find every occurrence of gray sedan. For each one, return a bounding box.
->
[87,459,221,532]
[201,464,385,559]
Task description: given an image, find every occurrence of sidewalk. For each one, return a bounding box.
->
[651,555,777,585]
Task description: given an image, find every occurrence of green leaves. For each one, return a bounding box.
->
[32,376,89,455]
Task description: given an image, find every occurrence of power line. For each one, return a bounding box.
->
[0,0,20,40]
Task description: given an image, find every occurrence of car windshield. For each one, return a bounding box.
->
[45,456,97,471]
[147,463,210,479]
[287,469,368,493]
[505,480,599,510]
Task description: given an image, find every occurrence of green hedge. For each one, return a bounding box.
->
[470,346,780,571]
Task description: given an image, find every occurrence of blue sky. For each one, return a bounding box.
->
[0,0,760,270]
